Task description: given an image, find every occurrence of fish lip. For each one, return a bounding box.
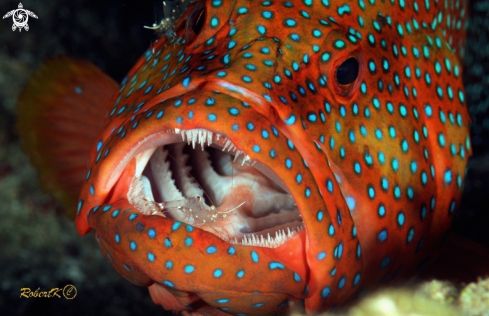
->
[121,127,304,247]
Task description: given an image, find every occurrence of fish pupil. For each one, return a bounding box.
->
[336,57,359,85]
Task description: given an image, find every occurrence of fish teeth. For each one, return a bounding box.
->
[275,229,286,243]
[222,139,232,152]
[191,130,198,149]
[236,225,305,248]
[222,139,236,152]
[185,132,191,146]
[171,128,216,150]
[167,128,255,167]
[234,150,242,162]
[198,129,206,150]
[206,130,213,146]
[241,154,251,166]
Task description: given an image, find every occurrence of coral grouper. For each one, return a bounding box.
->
[17,0,473,315]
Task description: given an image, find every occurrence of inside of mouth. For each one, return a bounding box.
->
[128,130,304,248]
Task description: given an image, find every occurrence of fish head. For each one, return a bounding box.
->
[75,1,471,314]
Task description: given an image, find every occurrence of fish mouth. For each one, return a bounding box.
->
[127,128,304,248]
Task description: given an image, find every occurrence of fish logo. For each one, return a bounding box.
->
[3,2,37,32]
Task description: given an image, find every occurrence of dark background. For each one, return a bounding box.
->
[0,1,487,315]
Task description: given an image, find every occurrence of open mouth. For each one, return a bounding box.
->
[128,128,304,248]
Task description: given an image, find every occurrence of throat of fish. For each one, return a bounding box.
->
[127,128,304,248]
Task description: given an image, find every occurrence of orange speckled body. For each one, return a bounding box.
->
[18,0,471,315]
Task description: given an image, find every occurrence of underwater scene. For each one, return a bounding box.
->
[0,0,488,315]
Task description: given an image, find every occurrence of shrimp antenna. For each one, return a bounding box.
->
[220,173,258,215]
[240,174,257,208]
[153,0,159,25]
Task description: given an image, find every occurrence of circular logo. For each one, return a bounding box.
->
[13,10,28,27]
[62,284,77,299]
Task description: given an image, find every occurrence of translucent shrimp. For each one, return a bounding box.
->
[155,196,245,227]
[144,0,196,38]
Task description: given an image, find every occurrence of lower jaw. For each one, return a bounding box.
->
[126,128,305,248]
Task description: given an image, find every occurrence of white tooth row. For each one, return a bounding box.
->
[230,226,304,248]
[166,128,253,166]
[181,128,213,150]
[220,138,253,165]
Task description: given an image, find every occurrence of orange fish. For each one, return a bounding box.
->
[17,0,473,315]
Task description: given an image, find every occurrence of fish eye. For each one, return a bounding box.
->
[336,57,359,86]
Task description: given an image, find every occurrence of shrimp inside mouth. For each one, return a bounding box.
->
[128,128,304,248]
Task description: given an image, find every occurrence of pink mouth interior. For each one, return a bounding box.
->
[127,128,304,247]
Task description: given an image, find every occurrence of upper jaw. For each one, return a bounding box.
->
[127,127,305,248]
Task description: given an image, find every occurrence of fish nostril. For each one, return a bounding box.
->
[336,57,360,85]
[188,5,206,35]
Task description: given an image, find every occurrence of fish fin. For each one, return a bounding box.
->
[148,283,190,312]
[422,233,489,282]
[17,56,118,219]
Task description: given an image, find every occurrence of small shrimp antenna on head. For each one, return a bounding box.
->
[145,1,195,37]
